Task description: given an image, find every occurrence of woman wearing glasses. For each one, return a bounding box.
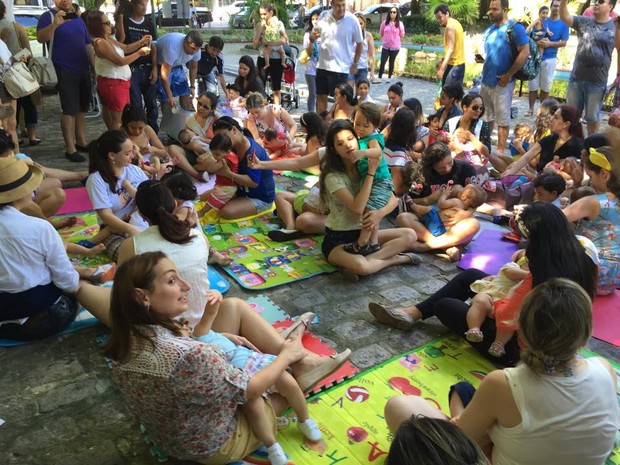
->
[376,7,405,84]
[446,92,491,168]
[84,10,151,130]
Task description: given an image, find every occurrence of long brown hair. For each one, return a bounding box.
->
[106,252,185,362]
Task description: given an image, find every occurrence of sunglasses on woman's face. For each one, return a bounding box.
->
[471,105,484,112]
[390,10,397,13]
[197,102,211,110]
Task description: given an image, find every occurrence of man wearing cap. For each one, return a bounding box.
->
[0,158,80,340]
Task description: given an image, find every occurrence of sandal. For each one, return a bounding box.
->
[343,241,365,255]
[279,312,315,340]
[465,327,484,343]
[488,341,506,358]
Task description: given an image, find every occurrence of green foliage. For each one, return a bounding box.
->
[424,0,480,25]
[228,0,291,28]
[402,14,440,34]
[409,33,444,46]
[25,26,37,41]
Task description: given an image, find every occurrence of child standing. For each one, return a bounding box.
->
[193,292,322,465]
[344,103,394,255]
[263,14,287,70]
[196,134,240,216]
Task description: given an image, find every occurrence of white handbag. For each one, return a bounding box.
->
[2,61,40,99]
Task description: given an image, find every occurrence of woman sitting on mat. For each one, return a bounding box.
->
[371,202,598,367]
[318,119,420,281]
[117,180,229,324]
[396,142,482,262]
[383,278,619,465]
[210,116,275,219]
[85,130,149,261]
[106,251,350,464]
[563,139,620,295]
[244,92,297,150]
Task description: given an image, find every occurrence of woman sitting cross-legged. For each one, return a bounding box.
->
[383,278,619,465]
[397,142,482,262]
[107,251,350,465]
[319,119,420,281]
[371,201,599,367]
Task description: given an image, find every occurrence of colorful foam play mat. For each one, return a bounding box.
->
[234,337,620,465]
[204,215,336,290]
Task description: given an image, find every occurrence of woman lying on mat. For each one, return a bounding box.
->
[85,130,150,261]
[562,134,620,296]
[383,279,619,465]
[396,142,482,262]
[318,120,420,281]
[117,180,230,325]
[210,116,275,219]
[370,202,598,366]
[104,251,350,464]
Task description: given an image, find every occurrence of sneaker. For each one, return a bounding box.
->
[298,418,322,442]
[267,228,307,242]
[266,442,287,465]
[65,151,86,163]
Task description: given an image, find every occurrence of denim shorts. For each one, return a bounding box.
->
[443,63,465,88]
[249,197,273,213]
[348,67,368,83]
[566,78,607,123]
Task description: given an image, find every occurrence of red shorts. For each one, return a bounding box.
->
[97,77,130,112]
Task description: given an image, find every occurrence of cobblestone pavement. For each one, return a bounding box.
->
[1,44,618,465]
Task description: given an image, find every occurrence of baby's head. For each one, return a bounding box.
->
[401,160,425,193]
[538,5,549,19]
[226,83,242,101]
[513,123,531,140]
[355,78,371,101]
[459,184,487,209]
[427,113,440,130]
[161,170,197,201]
[569,185,597,204]
[533,172,566,202]
[411,140,426,160]
[178,128,197,146]
[263,128,279,142]
[209,133,233,160]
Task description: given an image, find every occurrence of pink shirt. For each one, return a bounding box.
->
[380,20,405,50]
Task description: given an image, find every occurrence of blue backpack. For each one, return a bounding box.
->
[506,20,541,81]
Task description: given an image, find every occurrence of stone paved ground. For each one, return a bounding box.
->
[1,44,618,465]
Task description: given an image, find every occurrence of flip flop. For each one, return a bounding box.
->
[279,312,315,340]
[398,252,422,265]
[296,349,352,393]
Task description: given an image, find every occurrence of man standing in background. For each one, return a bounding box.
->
[434,4,465,88]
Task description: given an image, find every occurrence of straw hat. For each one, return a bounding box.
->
[0,157,43,203]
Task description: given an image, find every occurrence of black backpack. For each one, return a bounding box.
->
[506,20,541,81]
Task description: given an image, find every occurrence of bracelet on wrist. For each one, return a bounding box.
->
[367,173,375,177]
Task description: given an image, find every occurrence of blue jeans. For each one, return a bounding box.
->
[305,74,317,112]
[0,295,78,341]
[130,64,159,133]
[442,64,465,88]
[566,78,607,123]
[347,67,369,83]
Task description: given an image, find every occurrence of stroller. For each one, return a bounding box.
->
[264,44,300,111]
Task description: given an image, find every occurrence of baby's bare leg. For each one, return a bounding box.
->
[264,46,272,68]
[465,293,494,342]
[240,398,277,446]
[274,372,309,422]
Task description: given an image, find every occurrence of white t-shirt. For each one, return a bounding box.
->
[156,32,201,67]
[0,39,12,74]
[316,10,363,74]
[86,164,149,227]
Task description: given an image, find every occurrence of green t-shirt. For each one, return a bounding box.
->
[357,133,391,182]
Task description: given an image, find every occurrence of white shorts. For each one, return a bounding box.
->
[528,58,556,93]
[481,81,515,128]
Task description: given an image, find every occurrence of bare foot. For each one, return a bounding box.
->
[446,246,462,262]
[50,216,78,229]
[84,243,106,257]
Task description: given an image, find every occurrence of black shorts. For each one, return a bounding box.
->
[257,56,284,92]
[315,69,348,97]
[321,227,361,259]
[55,66,92,116]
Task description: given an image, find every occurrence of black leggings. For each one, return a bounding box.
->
[378,48,400,79]
[418,268,521,367]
